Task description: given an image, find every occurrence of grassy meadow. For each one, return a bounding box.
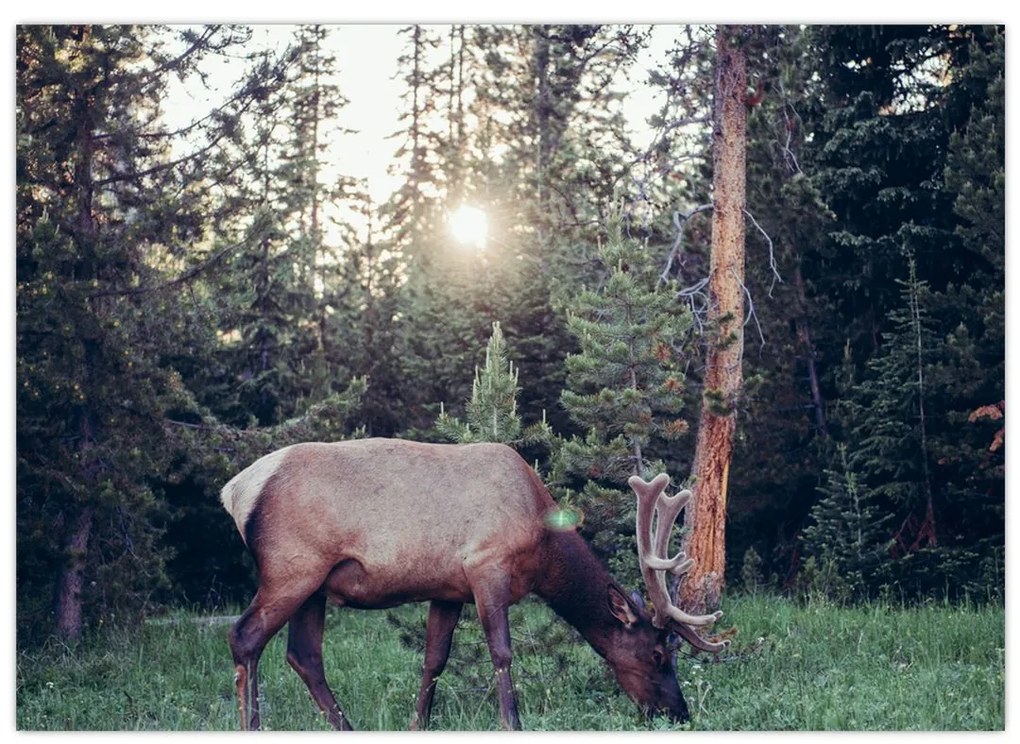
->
[15,594,1005,731]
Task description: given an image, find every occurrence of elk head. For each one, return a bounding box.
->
[601,583,691,723]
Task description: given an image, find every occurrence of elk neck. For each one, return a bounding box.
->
[533,527,626,659]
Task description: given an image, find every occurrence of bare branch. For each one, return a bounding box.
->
[676,276,709,335]
[743,208,782,296]
[775,77,805,176]
[731,266,766,351]
[660,203,713,285]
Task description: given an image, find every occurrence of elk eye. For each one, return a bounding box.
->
[652,648,667,667]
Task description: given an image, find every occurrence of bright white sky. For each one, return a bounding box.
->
[330,26,407,203]
[162,25,405,205]
[164,24,674,206]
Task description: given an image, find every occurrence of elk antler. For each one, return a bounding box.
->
[628,473,729,654]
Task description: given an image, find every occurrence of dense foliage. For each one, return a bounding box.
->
[16,24,1004,645]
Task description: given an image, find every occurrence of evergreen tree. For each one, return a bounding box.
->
[795,25,1005,599]
[467,25,644,264]
[801,444,895,601]
[200,44,310,426]
[848,262,937,537]
[153,27,376,605]
[324,184,406,436]
[935,26,1005,597]
[822,252,1002,599]
[435,322,552,447]
[803,25,964,375]
[558,216,693,582]
[16,24,264,641]
[381,24,447,250]
[211,26,360,426]
[17,23,1006,639]
[381,24,481,433]
[282,25,351,403]
[388,25,643,437]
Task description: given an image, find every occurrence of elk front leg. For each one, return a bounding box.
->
[411,600,463,730]
[472,576,521,731]
[233,661,251,730]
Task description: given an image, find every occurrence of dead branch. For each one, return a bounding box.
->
[677,276,710,334]
[731,267,766,351]
[660,203,713,285]
[775,77,805,176]
[743,208,782,296]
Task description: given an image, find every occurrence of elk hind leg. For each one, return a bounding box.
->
[229,577,326,730]
[286,592,353,730]
[229,591,278,731]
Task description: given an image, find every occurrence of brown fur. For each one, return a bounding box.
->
[222,438,689,731]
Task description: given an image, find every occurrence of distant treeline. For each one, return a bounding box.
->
[16,24,1003,646]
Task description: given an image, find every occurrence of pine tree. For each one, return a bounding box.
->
[212,26,359,426]
[282,24,351,404]
[384,25,645,438]
[755,24,1006,599]
[826,257,986,598]
[803,25,964,374]
[435,322,552,447]
[801,444,894,601]
[151,27,377,605]
[935,26,1005,598]
[16,24,266,641]
[558,215,693,581]
[468,25,644,264]
[378,24,447,254]
[383,24,482,434]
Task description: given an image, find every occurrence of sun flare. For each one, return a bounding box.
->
[448,205,488,249]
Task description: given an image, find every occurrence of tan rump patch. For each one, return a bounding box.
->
[220,446,292,541]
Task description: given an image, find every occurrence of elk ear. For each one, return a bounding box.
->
[607,585,640,629]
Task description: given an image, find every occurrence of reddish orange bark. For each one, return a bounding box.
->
[679,26,747,615]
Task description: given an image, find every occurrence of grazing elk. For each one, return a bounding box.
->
[220,438,726,730]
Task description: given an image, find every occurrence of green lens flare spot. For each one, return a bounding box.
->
[543,507,583,531]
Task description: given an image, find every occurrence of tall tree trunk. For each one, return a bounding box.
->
[54,505,94,639]
[446,24,467,200]
[55,50,100,640]
[310,26,323,316]
[679,26,747,615]
[410,26,425,190]
[533,26,552,249]
[794,265,828,437]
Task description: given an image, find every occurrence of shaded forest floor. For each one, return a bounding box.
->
[16,594,1004,731]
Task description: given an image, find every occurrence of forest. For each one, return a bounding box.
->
[15,23,1004,653]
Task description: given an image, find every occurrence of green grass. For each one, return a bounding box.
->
[15,594,1004,731]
